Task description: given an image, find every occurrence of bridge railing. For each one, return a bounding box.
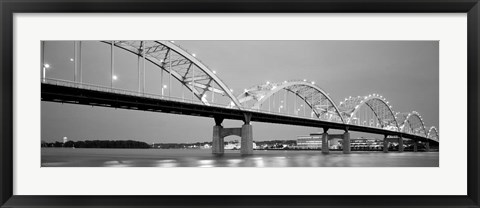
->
[41,78,394,125]
[41,78,433,141]
[43,78,211,105]
[42,78,345,121]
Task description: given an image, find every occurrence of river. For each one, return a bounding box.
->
[41,148,439,167]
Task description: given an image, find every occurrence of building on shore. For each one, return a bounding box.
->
[296,134,386,150]
[296,134,322,149]
[338,138,383,150]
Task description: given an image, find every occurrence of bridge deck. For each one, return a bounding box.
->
[41,82,433,142]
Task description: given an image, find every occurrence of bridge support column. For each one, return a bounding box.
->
[383,135,389,153]
[343,130,350,154]
[322,128,329,154]
[240,124,253,155]
[212,125,224,154]
[212,117,225,155]
[398,136,404,152]
[413,141,418,152]
[425,141,430,152]
[240,113,253,155]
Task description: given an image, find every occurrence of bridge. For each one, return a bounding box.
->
[40,40,439,155]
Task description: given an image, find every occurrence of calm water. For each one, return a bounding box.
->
[41,148,439,167]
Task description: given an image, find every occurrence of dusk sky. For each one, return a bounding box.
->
[41,41,439,143]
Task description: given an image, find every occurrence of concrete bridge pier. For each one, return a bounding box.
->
[413,141,418,152]
[212,114,253,155]
[240,113,253,155]
[322,128,329,154]
[343,130,350,154]
[383,135,389,153]
[212,117,225,155]
[398,136,404,152]
[425,141,430,152]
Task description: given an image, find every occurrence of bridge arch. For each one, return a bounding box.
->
[101,41,243,109]
[338,94,399,130]
[427,126,439,141]
[237,80,345,123]
[397,111,428,137]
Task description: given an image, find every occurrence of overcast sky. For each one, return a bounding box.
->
[41,41,439,143]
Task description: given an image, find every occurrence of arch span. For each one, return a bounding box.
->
[101,41,243,109]
[237,80,345,123]
[397,111,428,137]
[337,94,399,130]
[428,126,439,141]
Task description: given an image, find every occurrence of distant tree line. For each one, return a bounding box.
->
[255,140,297,147]
[41,140,151,149]
[155,142,211,149]
[153,140,298,149]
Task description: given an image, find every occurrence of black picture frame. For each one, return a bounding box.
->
[1,0,479,207]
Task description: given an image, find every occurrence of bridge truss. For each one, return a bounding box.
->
[237,80,345,123]
[338,94,399,131]
[102,41,243,109]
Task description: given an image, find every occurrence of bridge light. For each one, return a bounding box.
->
[70,58,74,62]
[212,70,216,74]
[266,81,270,85]
[230,89,234,92]
[192,53,196,57]
[44,64,50,68]
[170,41,175,43]
[160,59,164,63]
[311,81,315,84]
[244,89,248,93]
[112,75,118,80]
[303,79,307,82]
[163,85,167,89]
[284,80,287,83]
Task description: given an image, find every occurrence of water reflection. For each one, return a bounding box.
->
[41,148,439,167]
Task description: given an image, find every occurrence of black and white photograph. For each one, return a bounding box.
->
[40,40,439,167]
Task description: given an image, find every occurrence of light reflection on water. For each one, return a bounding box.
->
[41,148,439,167]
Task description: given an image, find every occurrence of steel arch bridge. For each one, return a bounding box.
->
[41,40,439,155]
